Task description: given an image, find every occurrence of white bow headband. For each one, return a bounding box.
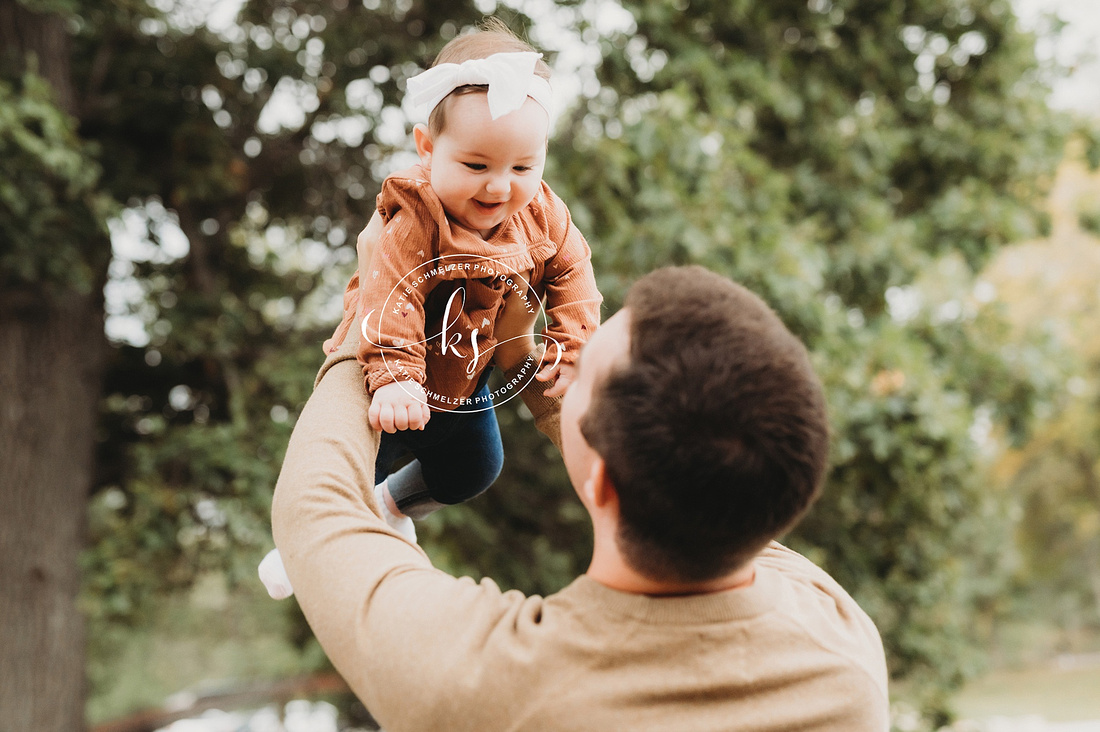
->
[406,51,555,125]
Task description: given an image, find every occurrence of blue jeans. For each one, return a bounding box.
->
[375,373,504,519]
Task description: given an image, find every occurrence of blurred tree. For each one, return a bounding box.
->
[545,0,1070,720]
[981,147,1100,644]
[1,1,113,728]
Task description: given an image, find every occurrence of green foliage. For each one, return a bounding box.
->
[0,71,112,294]
[1008,401,1100,633]
[798,312,1015,719]
[1080,205,1100,237]
[15,0,80,16]
[75,0,501,625]
[979,200,1100,650]
[63,0,545,716]
[1081,122,1100,171]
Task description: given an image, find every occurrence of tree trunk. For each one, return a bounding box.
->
[0,0,75,113]
[0,289,106,732]
[0,4,102,730]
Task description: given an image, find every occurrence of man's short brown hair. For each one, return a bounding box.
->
[580,266,830,583]
[427,18,551,136]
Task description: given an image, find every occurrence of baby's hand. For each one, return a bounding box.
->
[537,359,575,399]
[369,381,431,433]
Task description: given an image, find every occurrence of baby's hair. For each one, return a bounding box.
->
[426,17,551,136]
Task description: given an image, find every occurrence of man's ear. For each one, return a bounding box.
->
[413,123,433,165]
[583,457,619,511]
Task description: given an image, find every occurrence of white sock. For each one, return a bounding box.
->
[375,481,417,543]
[258,548,294,599]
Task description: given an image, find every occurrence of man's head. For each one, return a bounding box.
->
[561,266,830,584]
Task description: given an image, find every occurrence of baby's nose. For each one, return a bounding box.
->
[485,175,510,196]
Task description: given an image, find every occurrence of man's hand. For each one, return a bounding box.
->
[369,381,431,433]
[537,359,575,398]
[492,272,539,371]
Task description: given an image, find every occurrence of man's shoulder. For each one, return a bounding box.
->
[757,542,866,605]
[756,541,876,629]
[756,541,831,575]
[758,542,889,696]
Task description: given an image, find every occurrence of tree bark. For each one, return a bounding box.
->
[0,0,75,113]
[0,3,103,731]
[0,289,106,732]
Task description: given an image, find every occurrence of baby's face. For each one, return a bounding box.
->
[420,92,549,238]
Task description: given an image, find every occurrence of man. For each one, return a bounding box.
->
[272,265,889,731]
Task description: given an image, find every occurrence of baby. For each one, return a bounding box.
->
[260,21,601,598]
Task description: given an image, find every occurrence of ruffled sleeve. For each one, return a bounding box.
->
[357,175,445,393]
[538,187,603,366]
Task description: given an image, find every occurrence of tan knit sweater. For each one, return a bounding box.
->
[271,334,890,731]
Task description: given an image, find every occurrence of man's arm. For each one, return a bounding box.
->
[272,331,559,728]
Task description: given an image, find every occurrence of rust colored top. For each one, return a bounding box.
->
[327,165,602,410]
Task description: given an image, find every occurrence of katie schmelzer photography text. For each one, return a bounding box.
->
[361,254,561,413]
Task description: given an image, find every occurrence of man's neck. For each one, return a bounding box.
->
[586,544,756,597]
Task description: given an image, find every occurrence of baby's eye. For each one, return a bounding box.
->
[463,162,486,171]
[513,165,533,173]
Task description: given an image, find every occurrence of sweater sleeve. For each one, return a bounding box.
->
[539,190,602,366]
[357,177,437,393]
[501,344,563,452]
[274,330,547,730]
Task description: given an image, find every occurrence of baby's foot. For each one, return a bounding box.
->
[258,548,294,599]
[375,482,417,543]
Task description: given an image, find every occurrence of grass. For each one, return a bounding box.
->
[953,663,1100,722]
[86,572,326,726]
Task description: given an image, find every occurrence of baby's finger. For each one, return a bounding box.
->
[393,404,410,432]
[409,403,430,431]
[378,403,397,434]
[368,401,383,432]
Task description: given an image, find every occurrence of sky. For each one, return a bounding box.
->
[1014,0,1100,114]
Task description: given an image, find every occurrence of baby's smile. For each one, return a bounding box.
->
[473,200,505,213]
